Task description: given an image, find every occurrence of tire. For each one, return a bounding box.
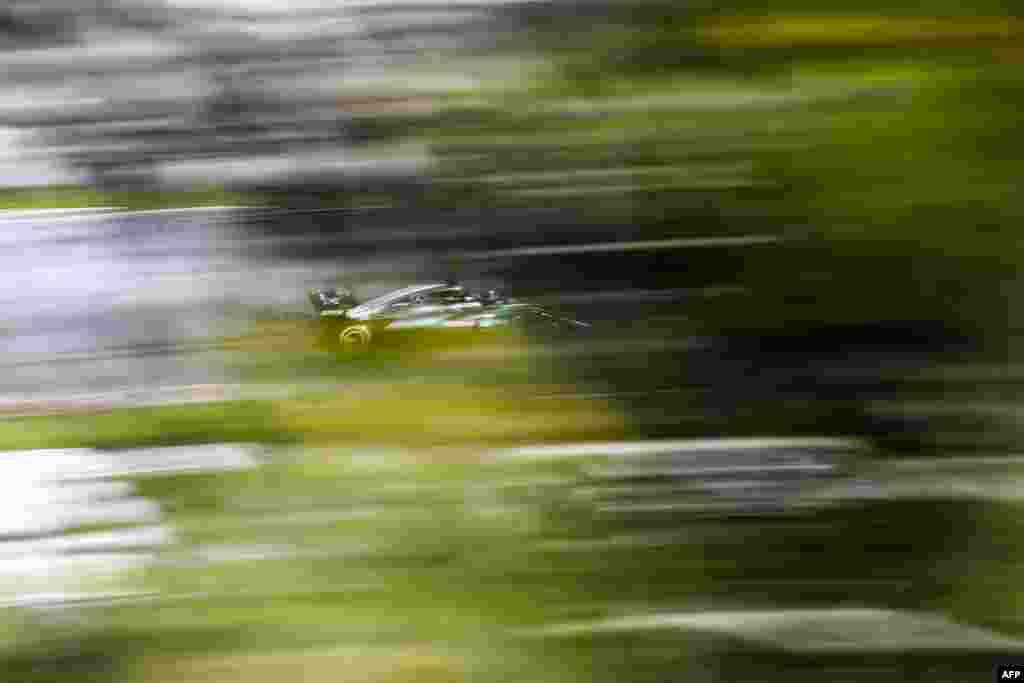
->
[338,325,372,355]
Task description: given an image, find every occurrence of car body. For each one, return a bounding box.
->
[309,282,590,354]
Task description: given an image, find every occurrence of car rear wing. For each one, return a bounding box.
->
[308,288,359,314]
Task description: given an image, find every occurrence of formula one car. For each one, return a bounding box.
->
[309,282,589,354]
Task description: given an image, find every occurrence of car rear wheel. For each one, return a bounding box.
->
[338,325,372,355]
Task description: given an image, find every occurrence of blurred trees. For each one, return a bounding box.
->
[433,0,1024,352]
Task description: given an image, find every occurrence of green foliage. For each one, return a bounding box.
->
[434,5,1024,347]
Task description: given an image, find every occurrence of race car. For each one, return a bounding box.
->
[308,282,590,354]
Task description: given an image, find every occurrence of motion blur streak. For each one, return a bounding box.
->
[701,16,1024,48]
[3,1,1024,682]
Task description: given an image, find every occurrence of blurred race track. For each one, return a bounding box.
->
[0,205,745,404]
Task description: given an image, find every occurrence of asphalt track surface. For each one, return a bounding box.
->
[0,206,743,401]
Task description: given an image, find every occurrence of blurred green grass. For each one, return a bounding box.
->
[0,185,252,210]
[10,445,1024,683]
[0,401,287,451]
